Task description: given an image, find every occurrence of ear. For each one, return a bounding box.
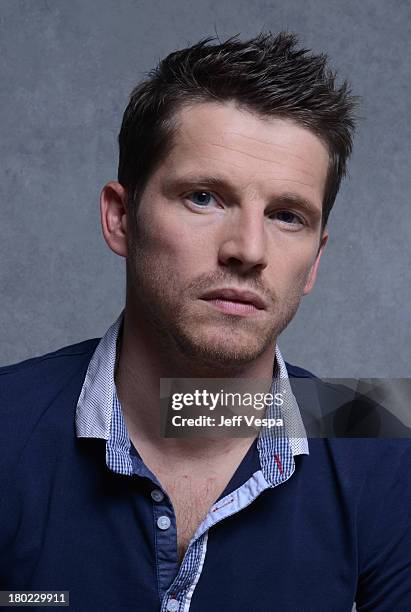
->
[100,181,129,258]
[303,230,329,295]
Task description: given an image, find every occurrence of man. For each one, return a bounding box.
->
[0,32,410,611]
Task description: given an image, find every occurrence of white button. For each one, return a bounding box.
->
[151,489,164,502]
[166,600,179,612]
[157,515,171,530]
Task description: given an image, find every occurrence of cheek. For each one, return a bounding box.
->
[167,235,213,280]
[137,220,213,281]
[266,244,316,294]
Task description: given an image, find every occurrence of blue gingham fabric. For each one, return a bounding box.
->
[75,310,309,611]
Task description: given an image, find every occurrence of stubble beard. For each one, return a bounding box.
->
[126,239,305,372]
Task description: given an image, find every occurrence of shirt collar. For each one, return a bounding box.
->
[75,311,123,440]
[75,310,309,457]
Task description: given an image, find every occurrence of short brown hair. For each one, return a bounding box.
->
[118,31,358,230]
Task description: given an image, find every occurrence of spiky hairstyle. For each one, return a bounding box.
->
[118,32,358,229]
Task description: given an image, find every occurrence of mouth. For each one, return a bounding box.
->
[200,287,266,316]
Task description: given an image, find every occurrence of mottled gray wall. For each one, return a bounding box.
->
[1,0,410,376]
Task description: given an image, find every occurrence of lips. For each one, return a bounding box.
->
[200,288,266,310]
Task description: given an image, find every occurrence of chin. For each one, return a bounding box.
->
[172,325,272,367]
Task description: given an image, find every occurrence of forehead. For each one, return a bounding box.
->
[158,101,330,206]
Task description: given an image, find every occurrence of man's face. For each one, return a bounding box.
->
[126,101,329,368]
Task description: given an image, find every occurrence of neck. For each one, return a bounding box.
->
[114,305,277,463]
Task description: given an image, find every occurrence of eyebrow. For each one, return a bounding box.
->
[161,174,322,217]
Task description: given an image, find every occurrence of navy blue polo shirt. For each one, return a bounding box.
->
[0,312,410,611]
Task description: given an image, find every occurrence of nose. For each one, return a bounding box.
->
[218,208,268,274]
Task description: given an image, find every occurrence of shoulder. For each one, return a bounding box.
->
[0,338,100,378]
[0,337,100,412]
[0,338,100,476]
[284,361,316,379]
[285,361,411,439]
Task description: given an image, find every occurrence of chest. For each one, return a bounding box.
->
[158,473,228,563]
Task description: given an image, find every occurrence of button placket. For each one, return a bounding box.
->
[157,515,171,530]
[151,488,165,502]
[151,489,179,598]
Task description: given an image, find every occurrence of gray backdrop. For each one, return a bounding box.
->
[1,0,410,377]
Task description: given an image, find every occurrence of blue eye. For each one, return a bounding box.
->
[187,191,215,207]
[272,211,303,225]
